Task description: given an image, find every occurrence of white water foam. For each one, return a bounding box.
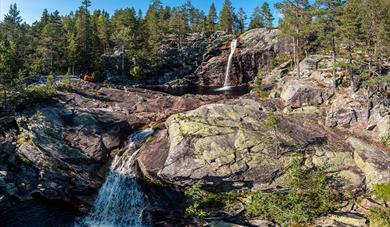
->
[75,129,153,227]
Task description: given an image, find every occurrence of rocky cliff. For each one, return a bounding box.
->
[164,28,288,87]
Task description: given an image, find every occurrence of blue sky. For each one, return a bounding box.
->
[0,0,282,24]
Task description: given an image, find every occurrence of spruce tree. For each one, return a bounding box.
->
[249,7,264,29]
[75,0,93,71]
[145,2,163,59]
[2,4,25,74]
[237,8,247,33]
[206,3,218,32]
[219,0,235,33]
[261,2,274,30]
[95,10,111,54]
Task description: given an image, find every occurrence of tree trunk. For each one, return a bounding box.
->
[296,38,301,78]
[332,36,337,90]
[3,82,7,109]
[348,44,355,93]
[292,36,297,73]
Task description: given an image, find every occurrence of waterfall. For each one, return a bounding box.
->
[223,39,238,88]
[75,129,154,227]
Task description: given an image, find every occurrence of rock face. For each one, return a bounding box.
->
[326,91,389,141]
[280,79,334,108]
[0,81,223,208]
[268,55,389,143]
[166,28,286,87]
[138,98,382,196]
[348,137,390,188]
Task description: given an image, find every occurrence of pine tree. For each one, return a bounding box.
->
[339,0,365,91]
[206,3,218,32]
[145,2,163,59]
[0,34,16,107]
[249,7,264,29]
[2,4,25,74]
[75,0,93,71]
[314,0,345,89]
[276,0,312,78]
[111,8,144,60]
[219,0,235,33]
[261,2,274,30]
[170,8,187,47]
[95,10,111,54]
[237,8,247,33]
[378,1,390,60]
[62,13,77,75]
[364,0,389,75]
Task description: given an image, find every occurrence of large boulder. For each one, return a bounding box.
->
[280,79,334,108]
[138,99,365,193]
[348,137,390,189]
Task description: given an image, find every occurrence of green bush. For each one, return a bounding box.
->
[246,161,338,226]
[92,71,105,82]
[368,208,390,227]
[17,85,57,106]
[59,73,72,92]
[380,131,390,150]
[373,183,390,202]
[46,73,55,87]
[185,184,239,219]
[254,76,271,99]
[130,66,142,80]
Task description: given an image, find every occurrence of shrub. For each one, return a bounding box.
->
[380,129,390,150]
[130,66,142,80]
[254,76,270,99]
[17,153,32,165]
[46,73,55,87]
[59,73,72,92]
[16,85,57,107]
[246,160,338,226]
[368,208,390,227]
[92,71,105,83]
[373,183,390,202]
[184,184,239,219]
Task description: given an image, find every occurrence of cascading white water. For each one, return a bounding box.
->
[223,39,238,88]
[75,129,154,227]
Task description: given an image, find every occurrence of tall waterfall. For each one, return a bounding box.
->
[75,129,154,227]
[223,39,238,87]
